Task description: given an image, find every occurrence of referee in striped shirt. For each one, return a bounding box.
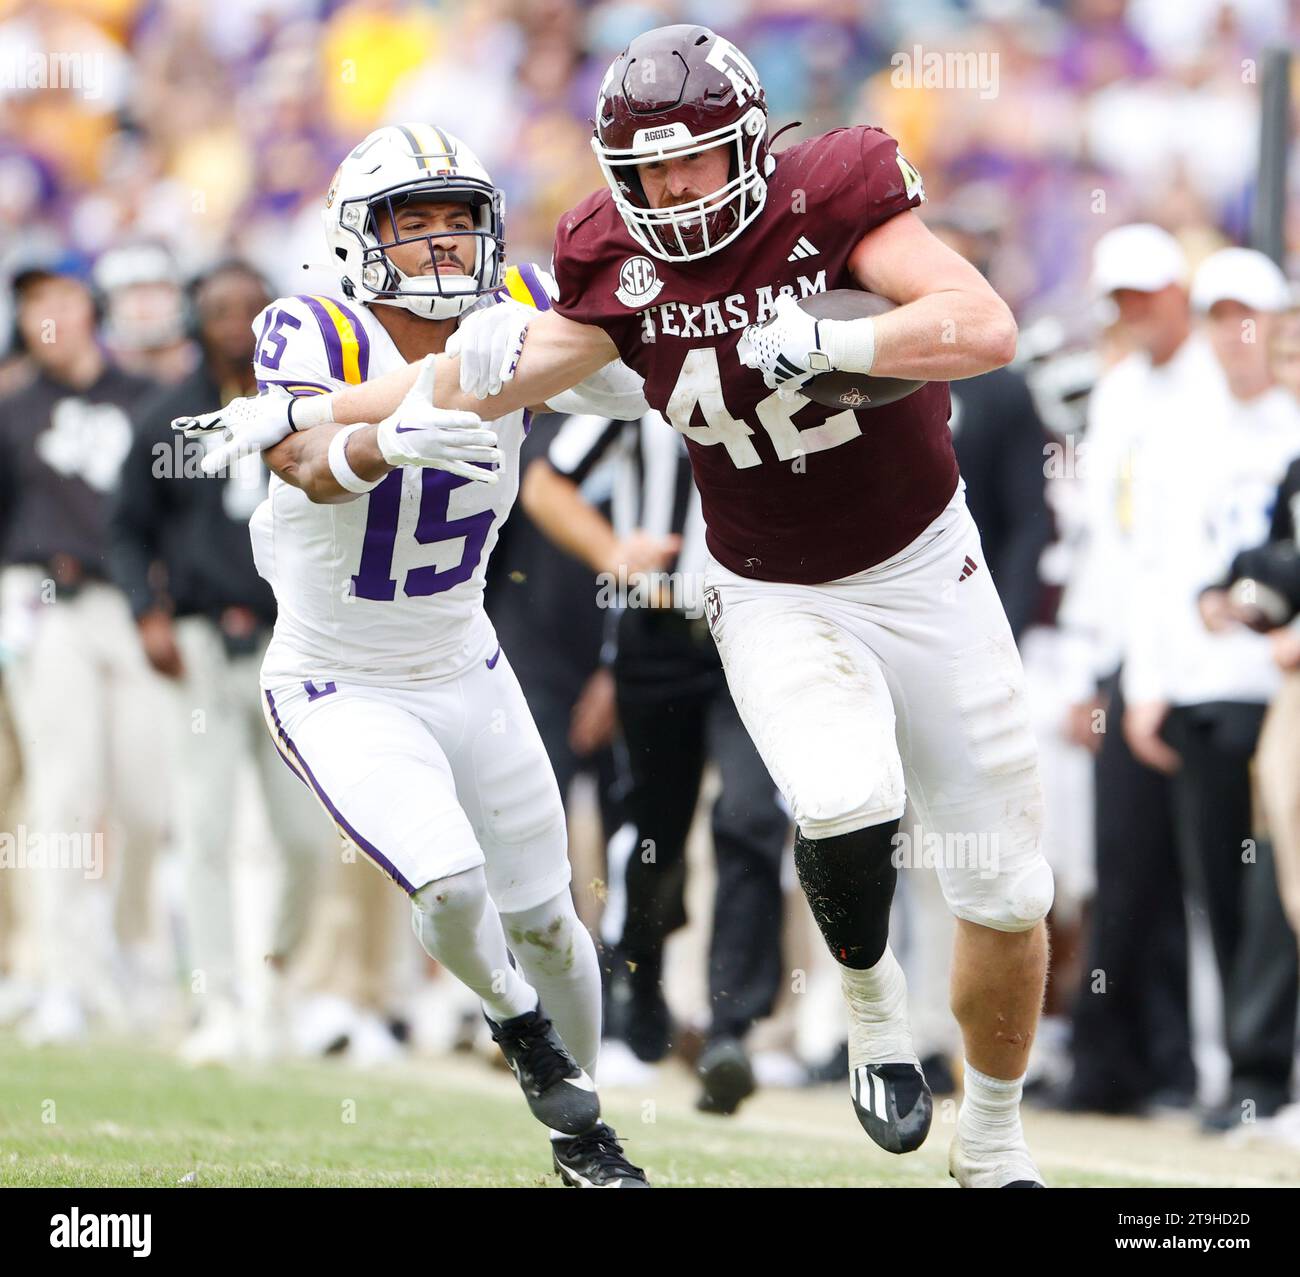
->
[522,410,789,1117]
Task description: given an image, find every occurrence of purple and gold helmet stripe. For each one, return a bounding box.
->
[396,124,433,172]
[297,295,370,385]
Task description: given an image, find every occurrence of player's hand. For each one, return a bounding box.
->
[1123,700,1181,775]
[446,299,532,399]
[376,355,501,482]
[738,293,830,398]
[173,387,298,477]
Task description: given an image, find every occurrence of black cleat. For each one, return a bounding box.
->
[487,1004,599,1135]
[850,1062,933,1154]
[552,1122,650,1188]
[696,1036,756,1116]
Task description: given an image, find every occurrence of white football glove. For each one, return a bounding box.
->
[445,299,532,399]
[172,384,332,478]
[738,293,832,398]
[375,356,501,483]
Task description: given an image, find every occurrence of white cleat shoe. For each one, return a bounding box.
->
[949,1128,1045,1187]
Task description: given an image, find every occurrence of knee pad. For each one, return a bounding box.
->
[793,766,906,842]
[410,865,489,928]
[949,849,1055,933]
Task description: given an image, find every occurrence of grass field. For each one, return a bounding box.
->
[3,1033,1297,1188]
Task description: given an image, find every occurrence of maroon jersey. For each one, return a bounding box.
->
[552,126,959,584]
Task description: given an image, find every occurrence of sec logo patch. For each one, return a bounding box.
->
[615,255,664,308]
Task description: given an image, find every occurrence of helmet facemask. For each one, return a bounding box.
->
[593,107,769,264]
[336,178,505,321]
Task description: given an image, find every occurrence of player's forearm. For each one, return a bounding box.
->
[321,313,619,426]
[265,424,391,504]
[865,290,1017,380]
[326,364,421,425]
[520,460,619,573]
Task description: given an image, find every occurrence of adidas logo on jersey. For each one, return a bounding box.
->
[958,555,979,582]
[787,236,819,262]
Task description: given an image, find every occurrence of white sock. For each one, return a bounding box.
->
[501,890,602,1079]
[959,1062,1026,1148]
[410,868,536,1024]
[840,945,918,1067]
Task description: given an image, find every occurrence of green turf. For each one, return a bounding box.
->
[0,1035,950,1187]
[0,1034,1260,1188]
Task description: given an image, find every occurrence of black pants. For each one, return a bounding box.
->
[1069,676,1196,1105]
[1164,702,1298,1100]
[612,608,788,1042]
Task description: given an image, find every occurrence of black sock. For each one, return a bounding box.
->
[794,820,900,969]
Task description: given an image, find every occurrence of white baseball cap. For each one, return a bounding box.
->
[1090,223,1189,296]
[1191,247,1291,314]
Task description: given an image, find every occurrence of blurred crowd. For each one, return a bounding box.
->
[2,0,1300,1142]
[5,0,1300,326]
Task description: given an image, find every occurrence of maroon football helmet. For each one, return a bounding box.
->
[592,25,772,262]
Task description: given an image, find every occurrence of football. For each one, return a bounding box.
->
[793,289,926,411]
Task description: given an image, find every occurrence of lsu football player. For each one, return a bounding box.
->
[178,26,1052,1188]
[186,124,651,1187]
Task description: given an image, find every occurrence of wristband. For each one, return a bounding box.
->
[820,316,877,375]
[289,392,336,432]
[328,424,384,494]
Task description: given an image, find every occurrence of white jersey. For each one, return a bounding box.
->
[248,264,649,686]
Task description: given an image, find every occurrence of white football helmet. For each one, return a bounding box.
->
[322,124,505,321]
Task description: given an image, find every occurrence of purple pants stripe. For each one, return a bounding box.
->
[297,295,347,382]
[263,689,415,894]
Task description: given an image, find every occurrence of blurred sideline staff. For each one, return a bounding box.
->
[109,261,329,1065]
[0,262,169,1044]
[1054,225,1203,1115]
[1211,305,1300,948]
[1122,245,1300,1128]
